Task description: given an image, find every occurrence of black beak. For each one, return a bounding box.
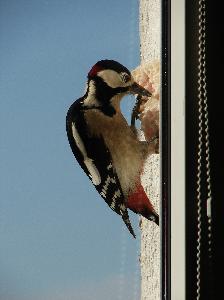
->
[129,82,152,97]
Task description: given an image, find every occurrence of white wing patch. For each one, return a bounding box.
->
[83,81,100,107]
[84,158,101,185]
[72,122,101,185]
[110,190,122,210]
[107,163,113,170]
[119,204,126,215]
[101,175,116,196]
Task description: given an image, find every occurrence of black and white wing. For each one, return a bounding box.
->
[66,101,136,238]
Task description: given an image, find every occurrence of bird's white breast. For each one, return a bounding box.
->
[84,108,144,197]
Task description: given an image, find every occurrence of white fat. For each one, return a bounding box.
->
[72,122,101,185]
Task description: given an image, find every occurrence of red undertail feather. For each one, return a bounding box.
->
[126,184,159,225]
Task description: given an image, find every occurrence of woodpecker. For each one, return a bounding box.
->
[66,60,159,238]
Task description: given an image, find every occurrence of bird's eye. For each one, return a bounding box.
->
[120,72,131,83]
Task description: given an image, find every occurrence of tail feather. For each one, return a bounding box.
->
[122,211,136,238]
[144,210,159,226]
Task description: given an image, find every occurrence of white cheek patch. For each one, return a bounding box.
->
[83,81,100,107]
[87,80,96,95]
[72,122,101,185]
[98,69,122,88]
[83,82,88,94]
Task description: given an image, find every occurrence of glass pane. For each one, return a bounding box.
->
[0,0,167,299]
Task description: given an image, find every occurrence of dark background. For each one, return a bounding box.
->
[186,1,224,299]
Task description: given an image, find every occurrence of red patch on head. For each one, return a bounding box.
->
[88,64,103,77]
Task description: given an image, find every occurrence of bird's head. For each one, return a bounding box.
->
[84,60,151,110]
